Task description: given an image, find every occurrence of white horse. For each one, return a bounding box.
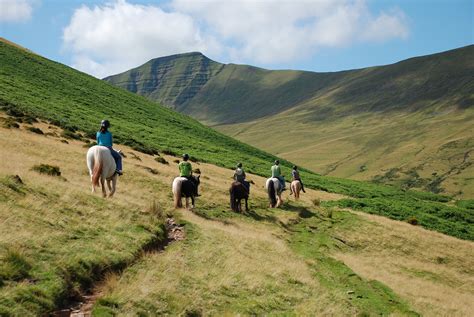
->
[290,180,302,200]
[172,175,200,210]
[86,146,118,197]
[265,178,284,208]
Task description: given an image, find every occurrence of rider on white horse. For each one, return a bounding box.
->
[178,154,198,196]
[271,160,286,191]
[96,119,122,175]
[290,165,306,195]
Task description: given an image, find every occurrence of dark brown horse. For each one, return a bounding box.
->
[230,181,249,212]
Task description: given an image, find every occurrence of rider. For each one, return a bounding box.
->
[271,160,286,191]
[290,165,306,195]
[234,162,250,193]
[178,153,199,196]
[96,119,122,175]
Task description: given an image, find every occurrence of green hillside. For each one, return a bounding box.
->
[1,38,473,242]
[105,46,474,197]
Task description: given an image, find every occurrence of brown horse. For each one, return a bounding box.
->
[230,181,249,212]
[291,180,302,199]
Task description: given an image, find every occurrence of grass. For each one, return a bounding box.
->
[32,164,61,176]
[0,40,472,242]
[1,122,473,316]
[0,125,168,315]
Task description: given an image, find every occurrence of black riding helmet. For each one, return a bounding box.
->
[101,119,110,129]
[237,163,242,168]
[274,160,280,165]
[183,153,189,160]
[293,165,297,170]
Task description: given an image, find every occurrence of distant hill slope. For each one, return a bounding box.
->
[104,46,473,125]
[105,46,474,197]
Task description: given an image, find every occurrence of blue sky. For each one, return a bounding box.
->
[1,0,472,78]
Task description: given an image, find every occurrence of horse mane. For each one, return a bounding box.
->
[92,148,103,187]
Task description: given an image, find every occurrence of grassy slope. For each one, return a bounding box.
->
[217,107,474,198]
[104,52,224,107]
[1,39,473,242]
[1,116,473,316]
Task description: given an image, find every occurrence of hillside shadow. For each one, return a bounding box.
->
[243,209,278,223]
[282,203,318,219]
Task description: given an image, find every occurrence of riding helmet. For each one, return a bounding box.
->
[293,165,297,169]
[274,160,280,165]
[101,119,110,128]
[237,163,242,168]
[183,153,189,160]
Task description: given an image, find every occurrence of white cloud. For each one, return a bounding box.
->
[0,0,35,22]
[63,0,220,78]
[63,0,409,77]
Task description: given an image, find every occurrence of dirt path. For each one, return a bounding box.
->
[53,218,186,317]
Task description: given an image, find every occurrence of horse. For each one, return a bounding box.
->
[230,181,249,212]
[265,178,284,208]
[172,175,200,209]
[86,145,118,198]
[290,180,302,199]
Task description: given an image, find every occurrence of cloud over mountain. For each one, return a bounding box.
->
[63,0,409,78]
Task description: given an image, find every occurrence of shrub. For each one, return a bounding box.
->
[162,149,177,156]
[312,198,321,207]
[407,217,418,226]
[61,129,82,140]
[2,118,19,129]
[155,157,168,165]
[27,127,44,134]
[32,164,61,176]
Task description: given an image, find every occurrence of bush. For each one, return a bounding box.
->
[2,118,19,129]
[155,157,168,165]
[61,129,82,140]
[27,127,44,135]
[407,217,418,225]
[32,164,61,176]
[162,149,177,156]
[312,198,321,207]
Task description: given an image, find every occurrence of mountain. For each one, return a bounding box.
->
[104,46,474,197]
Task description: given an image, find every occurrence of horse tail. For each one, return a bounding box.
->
[172,178,182,208]
[267,179,277,208]
[92,149,103,188]
[230,185,235,211]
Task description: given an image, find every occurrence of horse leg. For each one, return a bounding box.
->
[191,196,195,209]
[277,194,282,208]
[109,175,117,198]
[245,198,249,212]
[100,178,107,198]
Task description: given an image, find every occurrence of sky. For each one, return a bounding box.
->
[0,0,472,78]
